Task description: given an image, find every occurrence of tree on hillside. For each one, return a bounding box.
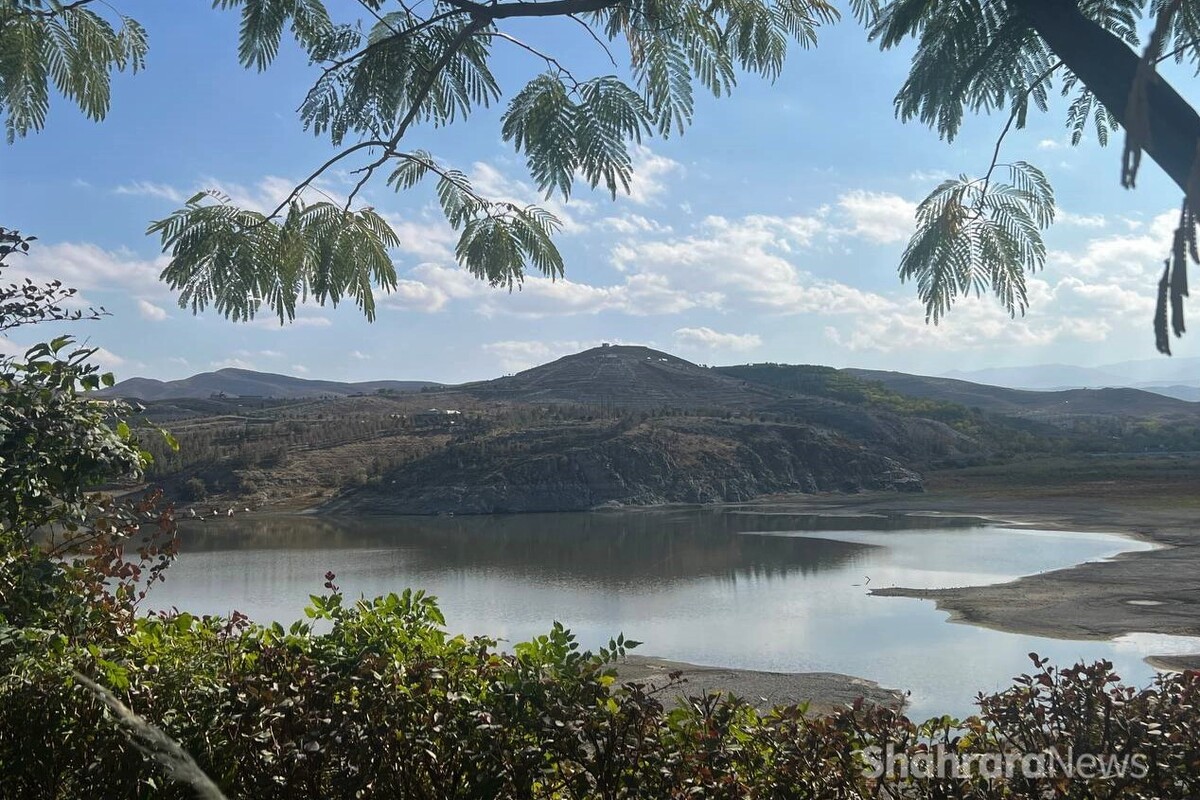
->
[3,0,1199,352]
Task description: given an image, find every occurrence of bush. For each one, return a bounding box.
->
[3,556,1200,800]
[180,477,208,502]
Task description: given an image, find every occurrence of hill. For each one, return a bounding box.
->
[942,364,1128,390]
[842,368,1200,421]
[459,345,779,409]
[101,368,440,400]
[134,347,1200,515]
[324,416,923,515]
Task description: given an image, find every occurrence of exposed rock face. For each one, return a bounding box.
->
[322,417,922,515]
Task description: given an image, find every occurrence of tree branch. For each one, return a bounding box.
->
[1008,0,1200,196]
[444,0,622,21]
[282,0,624,221]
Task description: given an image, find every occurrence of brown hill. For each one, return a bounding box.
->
[460,345,779,409]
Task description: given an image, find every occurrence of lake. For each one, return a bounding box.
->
[154,510,1200,719]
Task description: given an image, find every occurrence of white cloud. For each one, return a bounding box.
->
[88,346,127,371]
[837,190,916,244]
[468,161,593,234]
[113,175,342,216]
[350,350,370,360]
[383,215,459,261]
[821,269,1140,354]
[1037,138,1063,150]
[14,242,166,294]
[247,314,333,329]
[384,263,715,318]
[385,264,487,313]
[610,213,889,316]
[673,327,762,352]
[202,175,336,215]
[0,334,126,371]
[481,339,620,373]
[625,146,683,205]
[598,213,673,235]
[1048,210,1174,281]
[909,169,953,183]
[136,299,169,321]
[1058,210,1107,228]
[114,181,186,203]
[211,358,255,370]
[480,272,715,318]
[291,364,309,374]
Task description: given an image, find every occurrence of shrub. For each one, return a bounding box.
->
[3,556,1200,800]
[181,477,208,502]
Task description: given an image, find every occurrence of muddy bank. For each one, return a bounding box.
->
[733,488,1200,649]
[615,656,905,714]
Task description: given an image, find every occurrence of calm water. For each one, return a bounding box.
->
[153,510,1200,718]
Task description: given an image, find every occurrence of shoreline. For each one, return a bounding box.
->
[614,655,906,715]
[729,489,1200,667]
[280,488,1200,648]
[254,480,1200,682]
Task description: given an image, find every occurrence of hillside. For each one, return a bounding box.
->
[843,368,1200,421]
[324,416,922,515]
[135,347,1200,515]
[460,345,779,409]
[101,368,440,400]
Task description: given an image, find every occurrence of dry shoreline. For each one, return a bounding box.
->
[614,656,906,715]
[731,487,1200,664]
[270,470,1200,705]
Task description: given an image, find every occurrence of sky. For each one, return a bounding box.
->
[2,2,1197,384]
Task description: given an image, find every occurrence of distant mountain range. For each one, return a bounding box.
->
[137,345,1200,515]
[105,349,1199,418]
[100,368,440,400]
[845,369,1199,419]
[943,357,1200,396]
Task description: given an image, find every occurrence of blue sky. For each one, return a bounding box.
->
[2,3,1195,383]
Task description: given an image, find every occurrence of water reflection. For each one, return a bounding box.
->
[152,510,1198,719]
[175,511,882,583]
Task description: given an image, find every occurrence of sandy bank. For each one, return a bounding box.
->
[615,655,905,714]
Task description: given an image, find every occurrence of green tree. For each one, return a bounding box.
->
[4,0,1200,350]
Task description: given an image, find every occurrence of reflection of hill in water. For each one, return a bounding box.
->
[175,510,983,583]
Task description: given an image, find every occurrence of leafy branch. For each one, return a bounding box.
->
[900,162,1055,324]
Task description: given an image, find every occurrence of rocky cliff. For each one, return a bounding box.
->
[322,417,922,515]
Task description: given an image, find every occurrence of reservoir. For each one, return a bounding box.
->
[155,510,1200,718]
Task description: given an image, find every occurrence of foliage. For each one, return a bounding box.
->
[899,162,1055,323]
[150,191,400,323]
[868,0,1139,143]
[0,229,158,540]
[0,0,147,143]
[7,2,1200,343]
[1,0,843,322]
[864,0,1200,345]
[0,230,178,632]
[4,560,1200,800]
